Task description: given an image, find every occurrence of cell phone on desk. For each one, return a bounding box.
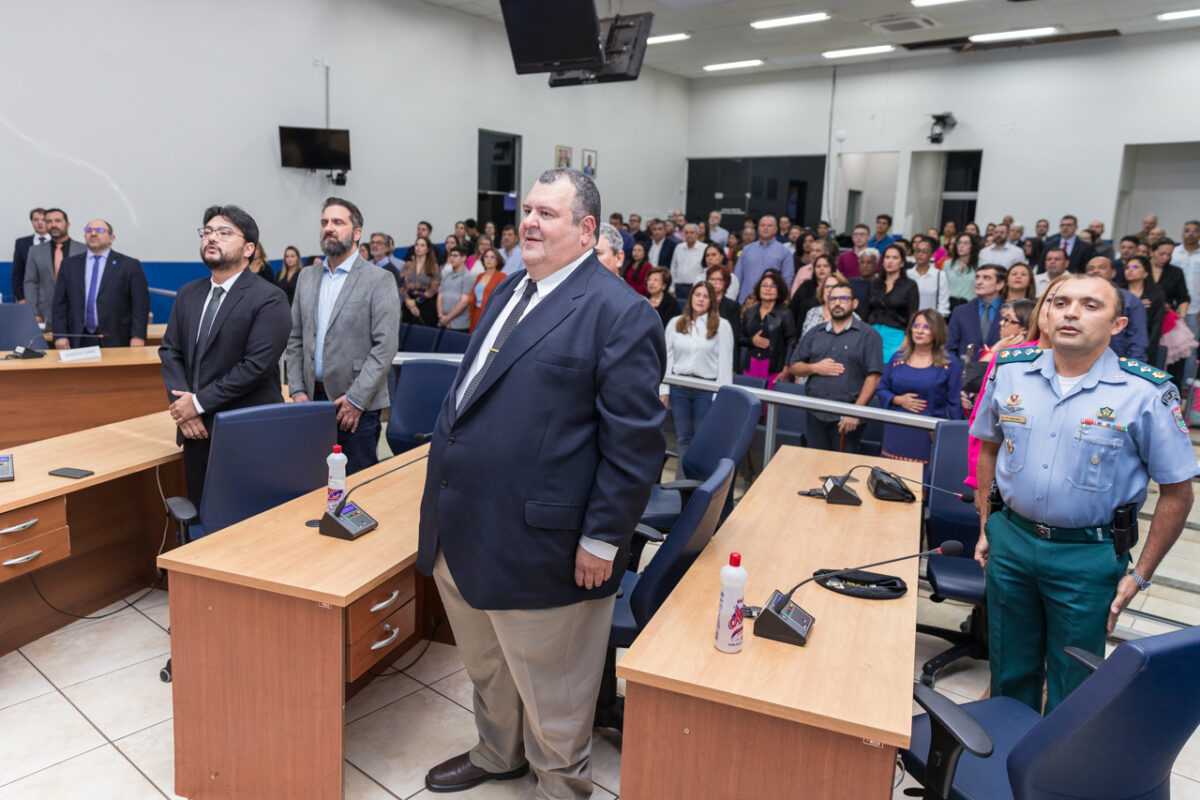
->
[49,467,94,479]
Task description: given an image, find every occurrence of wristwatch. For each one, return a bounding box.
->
[1128,569,1153,592]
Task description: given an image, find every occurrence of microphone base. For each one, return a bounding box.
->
[753,590,815,647]
[318,505,379,540]
[821,476,861,506]
[13,345,45,359]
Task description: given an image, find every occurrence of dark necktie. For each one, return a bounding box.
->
[85,255,102,331]
[980,302,992,339]
[195,286,225,361]
[457,279,538,413]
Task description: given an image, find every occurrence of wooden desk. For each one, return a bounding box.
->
[0,346,165,449]
[158,449,434,800]
[617,447,922,800]
[0,411,185,653]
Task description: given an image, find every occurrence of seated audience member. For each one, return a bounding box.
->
[787,281,883,453]
[645,266,680,328]
[466,235,492,275]
[734,216,794,303]
[789,253,836,328]
[51,218,149,349]
[909,236,950,318]
[623,241,653,295]
[866,244,920,361]
[944,233,980,308]
[1086,256,1148,362]
[661,282,734,461]
[739,270,796,389]
[706,264,742,372]
[965,221,981,238]
[276,245,304,305]
[850,247,879,308]
[868,214,898,249]
[401,237,441,326]
[1004,262,1037,301]
[468,246,506,333]
[947,263,1006,361]
[437,246,472,331]
[595,223,625,276]
[801,272,859,338]
[1034,247,1069,294]
[1120,256,1166,362]
[876,309,964,472]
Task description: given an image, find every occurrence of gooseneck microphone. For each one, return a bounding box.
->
[753,541,964,647]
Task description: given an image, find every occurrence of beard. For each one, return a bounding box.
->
[321,232,355,259]
[200,244,242,271]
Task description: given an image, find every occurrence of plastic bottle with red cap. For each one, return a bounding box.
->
[714,552,748,653]
[326,445,347,513]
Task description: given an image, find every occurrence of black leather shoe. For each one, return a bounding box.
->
[425,752,529,793]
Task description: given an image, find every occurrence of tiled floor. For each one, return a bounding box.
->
[4,582,1200,799]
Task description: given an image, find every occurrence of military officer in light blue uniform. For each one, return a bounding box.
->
[972,274,1197,713]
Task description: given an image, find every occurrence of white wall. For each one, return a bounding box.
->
[687,28,1200,236]
[905,151,946,237]
[1114,143,1200,240]
[835,152,900,230]
[0,0,689,261]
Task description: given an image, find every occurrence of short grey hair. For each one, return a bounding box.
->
[860,247,880,261]
[598,222,624,254]
[537,168,600,226]
[683,223,699,233]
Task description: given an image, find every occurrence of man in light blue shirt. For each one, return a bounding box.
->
[867,214,899,250]
[498,225,523,275]
[733,215,794,303]
[1172,221,1200,339]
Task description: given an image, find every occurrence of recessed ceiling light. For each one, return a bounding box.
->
[911,0,972,6]
[702,59,765,72]
[647,32,691,45]
[750,12,830,30]
[822,45,895,59]
[968,26,1058,43]
[1158,8,1200,20]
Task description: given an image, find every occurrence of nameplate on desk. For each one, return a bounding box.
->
[59,346,102,363]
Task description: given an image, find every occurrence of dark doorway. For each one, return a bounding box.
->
[686,155,826,231]
[477,130,521,230]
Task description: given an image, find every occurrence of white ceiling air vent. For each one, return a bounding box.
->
[868,15,939,34]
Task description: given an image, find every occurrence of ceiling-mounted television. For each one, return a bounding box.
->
[279,126,351,171]
[499,0,605,74]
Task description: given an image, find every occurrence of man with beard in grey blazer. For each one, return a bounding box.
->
[24,208,85,324]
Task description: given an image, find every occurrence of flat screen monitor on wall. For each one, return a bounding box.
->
[279,126,351,171]
[499,0,605,74]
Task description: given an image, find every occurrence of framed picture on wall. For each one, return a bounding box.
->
[555,145,572,168]
[582,149,598,178]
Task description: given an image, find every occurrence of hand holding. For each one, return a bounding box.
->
[169,390,199,423]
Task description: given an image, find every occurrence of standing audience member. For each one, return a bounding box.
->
[787,282,883,453]
[438,247,472,331]
[850,248,878,308]
[947,264,1006,361]
[1041,214,1093,274]
[669,223,705,293]
[876,309,964,470]
[706,264,742,371]
[1150,239,1190,316]
[739,271,795,388]
[909,236,950,318]
[703,243,739,299]
[1086,256,1148,362]
[646,218,677,268]
[469,248,507,333]
[1121,256,1166,361]
[979,223,1024,269]
[1088,220,1115,260]
[467,235,492,275]
[708,210,729,248]
[1004,263,1037,301]
[277,246,304,305]
[866,244,920,361]
[645,266,680,328]
[368,233,405,289]
[661,282,734,460]
[24,209,85,324]
[402,237,441,326]
[52,218,149,349]
[944,233,980,308]
[1132,214,1158,244]
[868,214,898,249]
[1172,221,1200,340]
[595,223,625,276]
[734,215,794,303]
[837,224,869,279]
[801,273,857,338]
[1035,248,1070,294]
[11,207,48,303]
[629,213,650,246]
[248,245,275,283]
[498,225,524,275]
[623,241,652,295]
[160,205,291,504]
[1113,235,1139,278]
[789,253,836,327]
[286,197,401,474]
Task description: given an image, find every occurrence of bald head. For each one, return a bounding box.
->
[1085,256,1115,281]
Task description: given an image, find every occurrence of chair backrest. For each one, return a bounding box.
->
[629,458,736,629]
[198,401,337,536]
[926,421,979,552]
[858,395,884,456]
[680,385,761,481]
[435,330,471,354]
[731,373,767,391]
[385,359,459,454]
[404,325,441,352]
[0,305,45,351]
[1006,625,1200,800]
[769,380,808,439]
[397,322,411,351]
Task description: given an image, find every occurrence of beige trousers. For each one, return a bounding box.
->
[433,550,615,800]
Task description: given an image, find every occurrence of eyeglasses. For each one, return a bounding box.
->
[827,295,853,304]
[83,226,110,234]
[1000,316,1020,325]
[198,227,242,242]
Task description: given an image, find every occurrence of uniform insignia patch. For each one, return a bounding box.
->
[1163,388,1181,407]
[1005,394,1023,411]
[1098,407,1116,421]
[1173,406,1188,434]
[1119,358,1172,384]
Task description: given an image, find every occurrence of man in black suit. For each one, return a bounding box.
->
[51,219,149,348]
[11,207,48,302]
[1040,214,1094,274]
[159,205,292,505]
[419,168,665,798]
[646,217,677,267]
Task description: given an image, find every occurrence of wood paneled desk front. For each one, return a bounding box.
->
[158,448,435,800]
[0,346,166,449]
[0,411,184,653]
[617,446,923,800]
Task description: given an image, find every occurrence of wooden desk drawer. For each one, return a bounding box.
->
[0,497,67,544]
[346,598,416,682]
[346,568,416,644]
[0,526,70,583]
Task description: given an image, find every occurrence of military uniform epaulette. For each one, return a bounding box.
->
[1118,357,1172,385]
[995,347,1043,364]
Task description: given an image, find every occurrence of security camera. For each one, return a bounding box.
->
[928,112,956,144]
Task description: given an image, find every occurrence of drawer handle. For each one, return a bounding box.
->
[369,589,401,613]
[3,550,43,567]
[370,624,400,651]
[0,518,38,535]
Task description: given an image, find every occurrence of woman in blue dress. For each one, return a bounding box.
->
[876,308,965,472]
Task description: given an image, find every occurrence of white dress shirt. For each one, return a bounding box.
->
[909,264,950,317]
[647,238,664,267]
[670,241,705,286]
[661,312,734,394]
[190,268,245,415]
[978,243,1024,269]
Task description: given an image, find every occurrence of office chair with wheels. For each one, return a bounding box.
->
[160,401,336,681]
[595,458,736,730]
[0,304,44,351]
[385,359,458,454]
[901,624,1200,800]
[917,420,987,687]
[435,330,471,354]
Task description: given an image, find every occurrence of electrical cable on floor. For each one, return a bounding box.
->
[369,617,444,678]
[29,570,166,620]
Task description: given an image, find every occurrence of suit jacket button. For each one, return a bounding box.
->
[440,480,448,489]
[447,437,455,445]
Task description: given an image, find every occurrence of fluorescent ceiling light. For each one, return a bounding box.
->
[647,32,690,44]
[750,12,830,30]
[969,26,1058,43]
[911,0,972,6]
[703,59,765,72]
[822,45,895,59]
[1158,8,1200,21]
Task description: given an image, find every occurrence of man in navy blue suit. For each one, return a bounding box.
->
[11,207,48,302]
[51,219,149,348]
[418,168,666,799]
[947,265,1007,361]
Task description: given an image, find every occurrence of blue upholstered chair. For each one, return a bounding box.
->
[385,360,458,454]
[435,330,471,354]
[403,325,441,352]
[0,304,44,351]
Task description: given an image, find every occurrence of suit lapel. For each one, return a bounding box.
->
[96,254,119,303]
[196,270,250,361]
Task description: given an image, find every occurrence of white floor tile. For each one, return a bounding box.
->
[429,667,475,712]
[0,650,54,711]
[115,719,188,800]
[1173,773,1200,800]
[124,587,169,610]
[590,728,622,796]
[0,692,106,785]
[1175,725,1200,783]
[61,654,174,740]
[400,640,465,686]
[345,761,400,799]
[0,744,161,800]
[138,602,171,632]
[57,600,135,634]
[345,670,424,724]
[20,611,170,688]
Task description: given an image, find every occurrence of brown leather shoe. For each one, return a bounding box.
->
[425,752,529,793]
